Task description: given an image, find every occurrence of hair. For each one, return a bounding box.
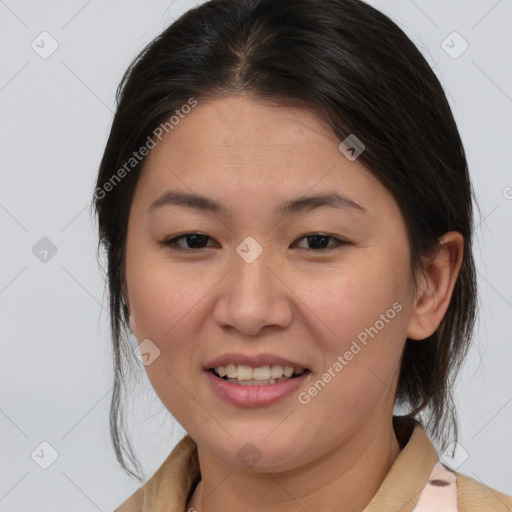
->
[91,0,479,481]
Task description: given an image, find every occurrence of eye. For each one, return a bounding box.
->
[160,232,218,251]
[292,233,348,251]
[161,232,348,252]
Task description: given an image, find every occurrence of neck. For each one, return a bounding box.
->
[186,416,403,512]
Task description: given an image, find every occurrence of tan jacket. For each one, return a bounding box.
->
[115,416,512,511]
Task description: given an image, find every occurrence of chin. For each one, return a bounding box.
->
[207,433,304,472]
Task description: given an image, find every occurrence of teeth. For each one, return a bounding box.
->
[214,364,305,381]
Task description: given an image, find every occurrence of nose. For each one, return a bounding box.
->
[212,247,293,336]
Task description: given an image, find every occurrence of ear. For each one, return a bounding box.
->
[406,231,464,341]
[129,314,136,333]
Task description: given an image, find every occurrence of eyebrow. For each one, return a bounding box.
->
[147,189,367,216]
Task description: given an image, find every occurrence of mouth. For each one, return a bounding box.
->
[207,365,311,386]
[205,364,311,407]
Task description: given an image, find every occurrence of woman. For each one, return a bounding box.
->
[92,0,512,510]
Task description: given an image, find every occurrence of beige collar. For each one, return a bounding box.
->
[115,415,509,511]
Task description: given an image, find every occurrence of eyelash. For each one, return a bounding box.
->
[160,232,349,253]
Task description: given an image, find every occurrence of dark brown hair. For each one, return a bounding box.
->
[91,0,479,481]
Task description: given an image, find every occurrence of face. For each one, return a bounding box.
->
[125,94,416,471]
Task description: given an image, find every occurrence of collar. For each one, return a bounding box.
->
[116,415,441,511]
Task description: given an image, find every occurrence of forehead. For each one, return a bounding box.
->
[148,95,341,167]
[133,95,390,219]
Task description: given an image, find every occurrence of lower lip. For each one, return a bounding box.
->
[205,369,310,407]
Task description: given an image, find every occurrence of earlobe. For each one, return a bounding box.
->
[406,231,464,341]
[129,314,136,332]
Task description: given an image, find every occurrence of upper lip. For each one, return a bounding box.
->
[205,353,309,370]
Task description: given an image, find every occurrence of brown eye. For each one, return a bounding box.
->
[161,232,217,251]
[161,232,348,253]
[293,233,348,251]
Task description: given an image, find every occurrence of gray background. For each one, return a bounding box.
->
[0,0,511,510]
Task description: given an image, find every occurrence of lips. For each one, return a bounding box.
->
[204,352,309,371]
[205,367,311,407]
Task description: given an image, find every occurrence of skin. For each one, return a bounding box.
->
[124,94,463,512]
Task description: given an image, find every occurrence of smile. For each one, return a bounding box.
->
[211,364,306,385]
[205,367,311,407]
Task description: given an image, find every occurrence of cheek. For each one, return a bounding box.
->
[129,263,207,347]
[125,240,210,376]
[126,255,213,421]
[301,254,406,344]
[126,229,204,331]
[297,250,409,396]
